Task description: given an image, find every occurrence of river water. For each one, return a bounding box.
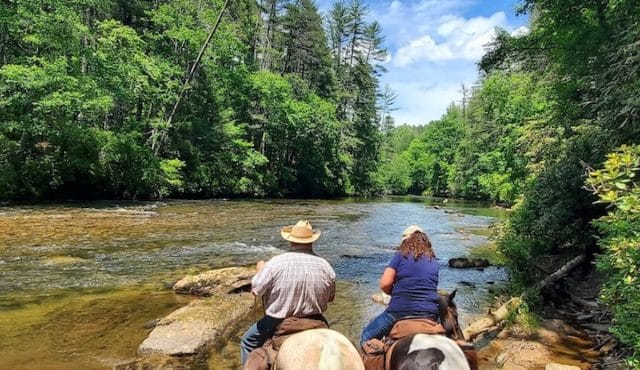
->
[0,197,506,369]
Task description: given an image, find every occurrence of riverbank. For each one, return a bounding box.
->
[469,257,633,370]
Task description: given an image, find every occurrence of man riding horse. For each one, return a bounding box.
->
[241,220,336,368]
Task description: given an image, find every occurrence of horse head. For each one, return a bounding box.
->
[438,290,464,341]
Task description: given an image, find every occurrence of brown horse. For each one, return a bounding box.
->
[437,290,465,341]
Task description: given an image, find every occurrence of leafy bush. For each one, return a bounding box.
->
[586,145,640,364]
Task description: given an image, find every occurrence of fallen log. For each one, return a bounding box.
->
[465,255,587,341]
[532,255,586,292]
[463,297,522,340]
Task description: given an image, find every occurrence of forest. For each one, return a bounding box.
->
[1,0,639,364]
[1,0,389,199]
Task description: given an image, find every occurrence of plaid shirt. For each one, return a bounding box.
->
[252,251,336,319]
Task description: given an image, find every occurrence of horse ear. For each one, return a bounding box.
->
[449,289,457,303]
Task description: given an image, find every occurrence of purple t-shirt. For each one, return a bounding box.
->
[387,252,439,315]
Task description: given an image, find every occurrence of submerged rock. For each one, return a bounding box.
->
[173,266,254,296]
[477,319,596,370]
[372,292,391,305]
[546,363,582,370]
[448,257,491,269]
[113,354,199,370]
[115,267,258,369]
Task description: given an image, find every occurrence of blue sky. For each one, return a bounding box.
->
[317,0,530,125]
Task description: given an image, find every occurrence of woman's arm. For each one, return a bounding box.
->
[379,267,397,295]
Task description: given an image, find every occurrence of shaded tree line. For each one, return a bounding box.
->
[0,0,388,199]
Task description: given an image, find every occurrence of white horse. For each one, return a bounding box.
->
[274,328,365,370]
[388,333,470,370]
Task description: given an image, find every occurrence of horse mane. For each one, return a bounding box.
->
[438,290,464,341]
[438,294,455,337]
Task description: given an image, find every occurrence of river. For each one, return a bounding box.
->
[0,197,506,369]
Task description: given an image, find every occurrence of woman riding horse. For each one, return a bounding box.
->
[360,225,439,347]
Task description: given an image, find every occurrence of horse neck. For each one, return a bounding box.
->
[438,299,464,341]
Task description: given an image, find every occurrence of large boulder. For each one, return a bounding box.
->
[113,267,258,369]
[448,257,491,268]
[138,292,255,356]
[173,266,254,296]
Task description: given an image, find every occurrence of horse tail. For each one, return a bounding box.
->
[317,331,343,370]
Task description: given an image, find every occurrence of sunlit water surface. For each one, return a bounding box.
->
[0,197,506,369]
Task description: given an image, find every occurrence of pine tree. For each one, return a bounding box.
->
[281,0,334,97]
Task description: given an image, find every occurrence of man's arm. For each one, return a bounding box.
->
[251,260,271,297]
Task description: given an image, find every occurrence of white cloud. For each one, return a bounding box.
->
[390,82,463,125]
[394,11,508,67]
[394,36,454,66]
[511,25,530,37]
[387,59,478,125]
[389,0,402,12]
[321,0,528,125]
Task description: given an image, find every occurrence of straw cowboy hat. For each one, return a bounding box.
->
[280,220,321,244]
[402,225,424,240]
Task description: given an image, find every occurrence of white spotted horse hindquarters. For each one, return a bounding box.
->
[387,334,470,370]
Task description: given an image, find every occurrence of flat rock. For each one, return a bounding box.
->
[173,266,254,296]
[546,364,582,370]
[138,292,255,356]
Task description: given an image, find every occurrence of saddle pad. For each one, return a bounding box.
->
[389,318,446,339]
[271,317,329,349]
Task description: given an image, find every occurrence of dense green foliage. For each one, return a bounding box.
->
[372,0,640,360]
[0,0,387,199]
[486,0,640,289]
[376,72,549,204]
[587,145,640,365]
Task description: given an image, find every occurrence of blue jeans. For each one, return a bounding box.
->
[240,315,283,366]
[360,309,437,348]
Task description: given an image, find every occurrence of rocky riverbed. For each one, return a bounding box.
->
[118,265,623,370]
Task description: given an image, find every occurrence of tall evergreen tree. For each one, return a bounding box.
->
[281,0,334,97]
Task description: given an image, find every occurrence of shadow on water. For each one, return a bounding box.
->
[0,197,505,369]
